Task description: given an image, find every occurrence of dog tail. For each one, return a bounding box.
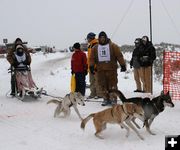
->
[47,99,61,105]
[109,89,127,102]
[81,113,95,130]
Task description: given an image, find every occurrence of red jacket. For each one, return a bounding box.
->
[71,50,87,73]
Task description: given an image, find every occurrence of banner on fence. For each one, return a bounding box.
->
[163,51,180,100]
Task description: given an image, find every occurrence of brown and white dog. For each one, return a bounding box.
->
[81,103,144,140]
[110,89,175,135]
[47,92,85,120]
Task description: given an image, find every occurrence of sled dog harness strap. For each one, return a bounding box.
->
[120,105,129,121]
[121,104,128,115]
[152,97,163,114]
[66,94,73,108]
[111,109,114,118]
[69,102,73,108]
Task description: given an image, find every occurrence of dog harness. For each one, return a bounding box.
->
[66,94,73,108]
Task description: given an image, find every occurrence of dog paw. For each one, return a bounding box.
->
[139,135,144,140]
[150,132,156,135]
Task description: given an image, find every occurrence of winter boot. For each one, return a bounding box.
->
[111,99,117,105]
[101,99,111,106]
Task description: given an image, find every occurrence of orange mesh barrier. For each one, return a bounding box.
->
[163,51,180,100]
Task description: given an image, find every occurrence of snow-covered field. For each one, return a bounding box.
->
[0,52,179,150]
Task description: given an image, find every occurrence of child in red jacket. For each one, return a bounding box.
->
[71,42,87,96]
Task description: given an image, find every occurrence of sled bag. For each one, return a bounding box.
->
[71,74,76,92]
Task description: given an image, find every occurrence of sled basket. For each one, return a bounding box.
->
[14,67,42,100]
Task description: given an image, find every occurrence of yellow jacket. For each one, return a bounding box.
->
[87,39,98,71]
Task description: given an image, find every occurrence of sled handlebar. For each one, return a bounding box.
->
[8,65,31,73]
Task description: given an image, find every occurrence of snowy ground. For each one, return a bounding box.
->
[0,52,180,150]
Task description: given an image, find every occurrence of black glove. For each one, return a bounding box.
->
[130,59,133,67]
[12,61,20,67]
[71,70,74,75]
[22,60,28,65]
[120,65,127,72]
[140,56,149,62]
[90,66,95,74]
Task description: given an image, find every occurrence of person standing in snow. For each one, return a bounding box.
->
[130,38,144,93]
[7,38,31,96]
[71,42,87,96]
[90,31,126,106]
[138,36,156,93]
[86,32,102,99]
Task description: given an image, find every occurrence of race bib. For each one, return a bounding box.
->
[98,44,110,62]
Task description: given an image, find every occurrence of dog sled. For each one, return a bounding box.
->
[8,65,43,101]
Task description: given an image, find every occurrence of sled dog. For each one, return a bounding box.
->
[47,92,85,120]
[81,103,144,140]
[110,89,174,135]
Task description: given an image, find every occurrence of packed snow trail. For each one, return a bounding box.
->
[0,52,180,150]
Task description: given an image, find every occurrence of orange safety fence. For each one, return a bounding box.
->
[163,51,180,100]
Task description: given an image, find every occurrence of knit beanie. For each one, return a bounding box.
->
[73,42,81,49]
[87,32,96,40]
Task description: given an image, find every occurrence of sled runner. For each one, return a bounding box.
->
[9,66,43,101]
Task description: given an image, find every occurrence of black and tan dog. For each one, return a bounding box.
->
[81,103,144,140]
[110,90,174,135]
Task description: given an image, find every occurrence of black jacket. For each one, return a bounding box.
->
[138,42,156,67]
[130,47,141,68]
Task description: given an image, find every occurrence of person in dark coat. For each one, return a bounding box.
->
[138,36,156,93]
[7,38,31,96]
[71,42,87,96]
[130,38,144,92]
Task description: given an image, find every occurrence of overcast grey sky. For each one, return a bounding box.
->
[0,0,180,48]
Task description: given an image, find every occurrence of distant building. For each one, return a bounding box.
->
[0,45,7,54]
[80,42,88,51]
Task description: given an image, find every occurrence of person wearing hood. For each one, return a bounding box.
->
[71,42,87,96]
[86,32,102,99]
[7,38,31,96]
[90,31,126,106]
[138,36,156,93]
[7,38,31,66]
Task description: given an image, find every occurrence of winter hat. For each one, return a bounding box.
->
[87,32,96,40]
[142,36,149,42]
[73,42,81,49]
[98,31,107,39]
[15,38,23,44]
[134,38,141,44]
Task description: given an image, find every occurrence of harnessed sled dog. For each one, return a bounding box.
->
[47,92,85,120]
[110,90,174,135]
[81,103,144,140]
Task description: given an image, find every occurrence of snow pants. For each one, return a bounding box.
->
[75,72,86,96]
[96,70,118,100]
